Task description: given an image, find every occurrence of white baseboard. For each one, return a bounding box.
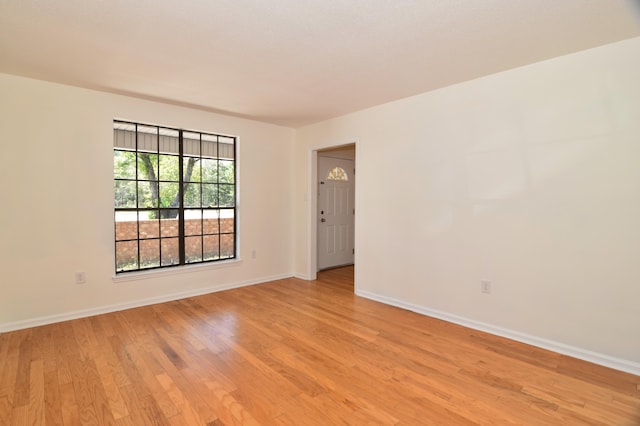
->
[356,289,640,376]
[5,278,638,376]
[293,272,311,280]
[0,273,293,333]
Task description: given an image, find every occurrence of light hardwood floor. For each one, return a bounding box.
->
[1,266,638,425]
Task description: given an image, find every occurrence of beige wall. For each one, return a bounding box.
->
[2,37,640,373]
[0,74,295,328]
[295,37,640,371]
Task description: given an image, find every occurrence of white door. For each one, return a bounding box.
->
[318,156,355,270]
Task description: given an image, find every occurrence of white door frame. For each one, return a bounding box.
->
[306,140,357,281]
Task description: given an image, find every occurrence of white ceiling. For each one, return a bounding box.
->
[1,1,639,128]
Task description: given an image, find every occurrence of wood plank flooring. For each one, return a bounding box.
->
[1,266,639,425]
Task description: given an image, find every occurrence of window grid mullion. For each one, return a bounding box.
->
[200,134,204,261]
[156,126,163,266]
[233,139,237,258]
[135,123,141,270]
[178,129,185,265]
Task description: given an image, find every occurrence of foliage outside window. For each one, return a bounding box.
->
[113,120,236,273]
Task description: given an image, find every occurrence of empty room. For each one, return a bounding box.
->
[1,1,640,424]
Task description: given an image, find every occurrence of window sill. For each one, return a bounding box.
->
[112,258,243,284]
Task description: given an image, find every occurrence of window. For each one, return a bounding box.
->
[327,166,348,181]
[113,120,236,273]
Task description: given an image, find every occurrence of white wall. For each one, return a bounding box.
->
[295,37,640,372]
[0,74,295,329]
[2,38,639,374]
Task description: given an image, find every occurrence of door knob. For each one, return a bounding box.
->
[321,218,326,222]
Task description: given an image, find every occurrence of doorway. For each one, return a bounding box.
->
[317,146,355,270]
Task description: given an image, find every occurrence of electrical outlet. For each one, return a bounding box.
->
[251,250,257,259]
[481,280,491,294]
[75,271,86,285]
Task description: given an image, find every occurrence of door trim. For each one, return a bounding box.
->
[306,140,357,281]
